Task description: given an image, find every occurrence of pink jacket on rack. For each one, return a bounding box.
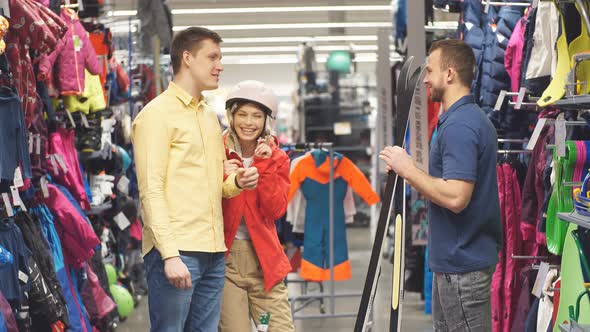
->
[44,184,100,268]
[38,8,102,96]
[47,127,91,210]
[504,15,527,102]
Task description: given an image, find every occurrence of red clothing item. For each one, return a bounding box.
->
[222,137,292,293]
[5,0,67,126]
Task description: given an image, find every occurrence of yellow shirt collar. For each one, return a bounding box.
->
[168,81,206,109]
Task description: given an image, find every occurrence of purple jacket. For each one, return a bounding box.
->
[39,8,102,95]
[505,15,527,102]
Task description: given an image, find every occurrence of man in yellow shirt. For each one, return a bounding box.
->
[132,27,259,332]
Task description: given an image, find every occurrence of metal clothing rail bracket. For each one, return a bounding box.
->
[494,88,538,111]
[483,0,533,14]
[526,118,588,151]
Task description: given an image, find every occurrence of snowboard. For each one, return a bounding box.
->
[354,56,424,332]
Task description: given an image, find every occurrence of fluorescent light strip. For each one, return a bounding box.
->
[219,52,400,65]
[221,45,383,53]
[174,22,391,31]
[174,5,391,14]
[222,35,379,44]
[108,5,391,17]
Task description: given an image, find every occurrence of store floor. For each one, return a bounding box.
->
[118,228,434,332]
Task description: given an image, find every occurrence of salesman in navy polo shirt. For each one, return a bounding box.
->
[380,39,501,332]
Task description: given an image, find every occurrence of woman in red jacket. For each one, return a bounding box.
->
[219,80,294,332]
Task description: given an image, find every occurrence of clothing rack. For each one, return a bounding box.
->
[482,0,532,14]
[498,138,528,143]
[281,142,361,320]
[498,149,533,154]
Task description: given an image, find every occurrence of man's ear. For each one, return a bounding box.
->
[182,50,192,68]
[446,67,455,84]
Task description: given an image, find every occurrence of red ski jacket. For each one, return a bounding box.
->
[222,136,292,292]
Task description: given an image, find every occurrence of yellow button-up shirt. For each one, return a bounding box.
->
[132,82,241,259]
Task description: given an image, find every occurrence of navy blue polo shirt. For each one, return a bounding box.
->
[428,95,502,273]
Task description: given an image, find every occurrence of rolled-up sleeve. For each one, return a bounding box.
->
[132,107,178,259]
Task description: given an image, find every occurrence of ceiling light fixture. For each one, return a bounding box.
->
[221,45,386,53]
[108,5,391,17]
[221,35,379,44]
[173,22,392,31]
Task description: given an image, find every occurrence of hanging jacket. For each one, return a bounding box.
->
[80,264,116,325]
[479,6,523,115]
[14,212,69,327]
[26,257,64,327]
[222,135,292,292]
[30,204,89,332]
[504,14,528,102]
[492,164,506,332]
[0,291,17,332]
[460,0,486,99]
[44,184,100,268]
[501,163,523,332]
[286,154,357,233]
[5,0,67,125]
[47,127,91,210]
[66,266,92,332]
[521,122,555,249]
[38,8,102,96]
[0,219,32,305]
[289,150,379,281]
[522,2,560,96]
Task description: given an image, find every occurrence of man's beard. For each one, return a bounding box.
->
[431,85,444,103]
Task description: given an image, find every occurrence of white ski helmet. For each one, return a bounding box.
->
[225,80,278,119]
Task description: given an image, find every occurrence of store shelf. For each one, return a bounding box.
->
[554,95,590,110]
[557,211,590,229]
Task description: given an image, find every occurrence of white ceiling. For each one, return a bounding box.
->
[104,1,456,97]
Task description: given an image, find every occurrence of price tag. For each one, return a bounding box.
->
[55,154,69,174]
[114,212,131,230]
[35,134,41,155]
[2,193,13,217]
[532,262,550,298]
[73,35,82,52]
[49,155,59,175]
[13,167,24,188]
[40,176,49,198]
[28,133,33,154]
[18,270,28,284]
[80,113,90,128]
[117,175,130,195]
[65,110,76,128]
[10,186,25,211]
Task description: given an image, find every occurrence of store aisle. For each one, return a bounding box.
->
[118,228,433,332]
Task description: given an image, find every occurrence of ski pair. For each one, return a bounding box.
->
[354,56,425,332]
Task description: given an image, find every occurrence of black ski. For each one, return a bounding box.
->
[354,56,423,332]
